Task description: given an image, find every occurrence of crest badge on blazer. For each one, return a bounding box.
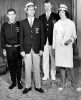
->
[16,27,19,32]
[35,28,39,34]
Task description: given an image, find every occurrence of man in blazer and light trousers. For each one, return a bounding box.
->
[20,2,44,94]
[39,0,59,80]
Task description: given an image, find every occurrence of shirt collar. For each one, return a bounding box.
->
[8,20,16,24]
[28,17,34,21]
[46,12,51,16]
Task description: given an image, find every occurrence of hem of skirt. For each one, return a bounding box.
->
[56,66,73,68]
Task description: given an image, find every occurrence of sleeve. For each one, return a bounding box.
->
[71,22,77,43]
[19,21,24,52]
[40,20,44,51]
[52,24,56,49]
[1,24,6,49]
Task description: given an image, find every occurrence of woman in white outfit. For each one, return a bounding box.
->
[52,4,77,90]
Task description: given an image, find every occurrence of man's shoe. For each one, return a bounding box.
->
[22,87,32,94]
[18,83,23,89]
[58,87,63,91]
[35,87,44,93]
[9,83,16,89]
[42,76,49,80]
[77,87,81,91]
[51,76,56,81]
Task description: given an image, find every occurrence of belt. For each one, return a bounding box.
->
[6,44,20,47]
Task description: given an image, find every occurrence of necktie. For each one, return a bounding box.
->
[46,13,50,20]
[29,18,33,27]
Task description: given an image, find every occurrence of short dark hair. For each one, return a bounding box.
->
[44,0,52,4]
[7,8,16,14]
[65,10,69,18]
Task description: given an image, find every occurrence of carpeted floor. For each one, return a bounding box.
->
[0,69,81,100]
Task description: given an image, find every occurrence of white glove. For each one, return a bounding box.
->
[39,50,43,56]
[3,49,6,56]
[20,51,25,57]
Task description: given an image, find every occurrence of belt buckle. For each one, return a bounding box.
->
[14,45,17,47]
[6,44,20,47]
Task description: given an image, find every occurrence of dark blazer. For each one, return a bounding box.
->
[20,18,44,54]
[39,12,59,45]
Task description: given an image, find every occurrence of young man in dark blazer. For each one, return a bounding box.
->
[39,0,59,81]
[1,8,23,89]
[20,2,44,94]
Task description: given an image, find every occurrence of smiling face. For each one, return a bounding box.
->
[44,2,52,13]
[7,11,16,22]
[59,10,66,19]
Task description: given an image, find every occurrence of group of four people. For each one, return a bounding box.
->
[1,0,80,94]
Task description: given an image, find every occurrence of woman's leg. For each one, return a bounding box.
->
[69,68,76,89]
[60,67,66,88]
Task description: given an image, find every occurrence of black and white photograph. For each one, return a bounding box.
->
[0,0,81,100]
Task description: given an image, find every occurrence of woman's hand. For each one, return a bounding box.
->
[64,39,72,46]
[20,51,25,57]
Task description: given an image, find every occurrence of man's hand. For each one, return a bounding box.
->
[52,49,55,57]
[64,39,72,46]
[20,51,25,57]
[3,49,6,56]
[39,50,43,56]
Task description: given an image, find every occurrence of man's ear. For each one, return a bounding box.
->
[25,10,28,13]
[7,14,9,18]
[51,4,52,8]
[14,14,16,18]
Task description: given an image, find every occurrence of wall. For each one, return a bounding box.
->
[77,0,81,57]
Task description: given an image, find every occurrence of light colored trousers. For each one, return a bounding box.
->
[43,39,56,78]
[24,49,41,88]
